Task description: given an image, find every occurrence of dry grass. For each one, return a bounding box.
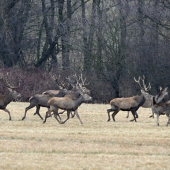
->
[0,102,170,170]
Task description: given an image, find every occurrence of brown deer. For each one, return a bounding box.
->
[126,76,163,119]
[22,76,69,120]
[43,75,92,124]
[152,87,170,126]
[0,73,21,120]
[107,76,152,122]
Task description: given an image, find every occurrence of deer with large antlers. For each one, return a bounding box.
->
[127,76,168,119]
[43,74,92,124]
[107,76,156,122]
[0,73,21,120]
[126,76,153,119]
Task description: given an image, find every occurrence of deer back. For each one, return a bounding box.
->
[110,94,145,111]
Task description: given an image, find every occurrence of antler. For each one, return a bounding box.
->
[0,73,21,89]
[79,73,88,86]
[66,74,77,89]
[134,75,151,92]
[51,75,66,89]
[140,75,151,92]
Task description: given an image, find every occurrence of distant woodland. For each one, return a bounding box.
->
[0,0,170,102]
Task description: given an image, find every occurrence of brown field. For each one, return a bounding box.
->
[0,102,169,170]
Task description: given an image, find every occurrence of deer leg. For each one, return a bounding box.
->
[71,112,75,118]
[34,106,43,120]
[60,110,71,124]
[166,114,170,126]
[111,110,119,122]
[74,110,83,124]
[22,104,35,120]
[126,111,129,118]
[43,110,51,123]
[107,109,114,122]
[157,114,159,126]
[130,110,137,122]
[149,108,154,118]
[135,112,138,118]
[53,112,62,123]
[2,109,11,121]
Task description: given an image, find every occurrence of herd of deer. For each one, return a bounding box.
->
[0,73,170,126]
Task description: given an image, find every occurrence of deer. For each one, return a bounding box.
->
[126,76,156,119]
[22,76,70,120]
[107,76,152,122]
[152,88,170,126]
[43,75,92,124]
[0,73,21,120]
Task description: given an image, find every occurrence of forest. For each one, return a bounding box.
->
[0,0,170,102]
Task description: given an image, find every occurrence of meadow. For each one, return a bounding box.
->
[0,102,169,170]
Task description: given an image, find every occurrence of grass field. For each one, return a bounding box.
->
[0,102,169,170]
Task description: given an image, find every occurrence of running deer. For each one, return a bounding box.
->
[43,75,92,124]
[152,87,169,126]
[0,73,21,120]
[107,76,152,122]
[126,76,168,119]
[22,76,69,120]
[126,76,153,119]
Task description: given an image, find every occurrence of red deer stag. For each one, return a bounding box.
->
[0,73,21,120]
[22,76,69,120]
[152,87,170,126]
[107,76,152,122]
[43,75,92,124]
[126,76,153,119]
[126,76,167,119]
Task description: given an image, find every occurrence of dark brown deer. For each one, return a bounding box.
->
[152,87,170,126]
[0,73,21,120]
[22,76,69,120]
[107,76,152,122]
[126,76,155,119]
[43,75,92,124]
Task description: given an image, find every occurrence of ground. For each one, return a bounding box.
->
[0,102,169,170]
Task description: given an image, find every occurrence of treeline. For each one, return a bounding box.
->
[0,0,170,102]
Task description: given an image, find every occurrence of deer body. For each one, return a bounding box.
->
[107,76,152,122]
[44,92,92,124]
[152,102,170,126]
[107,93,146,122]
[22,90,69,120]
[152,87,169,126]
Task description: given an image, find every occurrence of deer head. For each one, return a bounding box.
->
[0,73,21,100]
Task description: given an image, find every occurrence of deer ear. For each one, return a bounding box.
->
[159,86,162,91]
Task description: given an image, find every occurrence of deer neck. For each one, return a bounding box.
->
[73,95,84,109]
